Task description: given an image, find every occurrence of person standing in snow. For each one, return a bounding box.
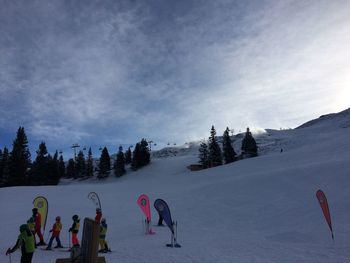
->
[46,216,63,250]
[32,208,45,246]
[98,218,110,253]
[68,215,80,247]
[157,212,164,226]
[6,224,35,263]
[95,207,102,223]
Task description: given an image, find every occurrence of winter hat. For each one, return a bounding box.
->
[20,224,28,232]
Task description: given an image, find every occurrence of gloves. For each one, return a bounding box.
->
[6,248,11,255]
[49,230,53,233]
[68,228,72,232]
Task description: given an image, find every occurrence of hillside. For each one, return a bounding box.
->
[0,108,350,263]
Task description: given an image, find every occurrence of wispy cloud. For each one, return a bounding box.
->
[0,0,349,153]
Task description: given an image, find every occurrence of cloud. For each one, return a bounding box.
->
[1,0,350,154]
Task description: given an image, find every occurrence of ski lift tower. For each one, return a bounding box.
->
[71,143,80,160]
[148,140,154,151]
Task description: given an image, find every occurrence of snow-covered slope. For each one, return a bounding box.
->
[1,108,350,263]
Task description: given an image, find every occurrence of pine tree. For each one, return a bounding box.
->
[125,147,132,165]
[0,147,10,186]
[98,147,110,179]
[76,150,86,178]
[208,125,222,167]
[222,127,236,164]
[131,139,151,170]
[140,139,150,166]
[114,146,126,177]
[198,142,209,168]
[58,154,66,179]
[9,127,31,186]
[49,151,60,185]
[30,141,49,185]
[46,154,54,184]
[86,147,94,177]
[66,158,75,178]
[131,143,140,170]
[241,127,258,156]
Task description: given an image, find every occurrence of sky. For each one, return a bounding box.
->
[0,0,349,157]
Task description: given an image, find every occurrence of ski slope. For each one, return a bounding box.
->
[1,108,350,263]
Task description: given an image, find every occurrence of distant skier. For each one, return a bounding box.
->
[95,208,102,223]
[46,216,63,250]
[32,208,45,246]
[98,218,110,253]
[68,215,80,247]
[157,212,164,226]
[6,224,35,263]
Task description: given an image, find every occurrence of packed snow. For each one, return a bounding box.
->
[1,108,350,263]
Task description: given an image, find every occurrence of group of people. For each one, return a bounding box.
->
[6,207,109,263]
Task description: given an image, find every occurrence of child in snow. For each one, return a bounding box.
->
[27,217,35,236]
[46,216,63,250]
[99,218,110,253]
[68,214,80,247]
[6,224,35,263]
[32,208,45,246]
[95,207,102,223]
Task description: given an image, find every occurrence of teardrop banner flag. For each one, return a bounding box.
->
[88,192,102,210]
[154,199,174,234]
[137,194,152,221]
[316,189,334,240]
[33,196,48,233]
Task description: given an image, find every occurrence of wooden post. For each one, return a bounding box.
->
[56,218,106,263]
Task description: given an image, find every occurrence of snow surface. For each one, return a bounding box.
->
[1,108,350,263]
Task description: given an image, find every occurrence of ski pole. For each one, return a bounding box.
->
[69,232,71,249]
[175,221,178,243]
[9,253,12,263]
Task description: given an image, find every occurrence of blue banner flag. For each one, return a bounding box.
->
[154,199,174,233]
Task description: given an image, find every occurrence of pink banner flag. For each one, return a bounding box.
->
[137,194,151,222]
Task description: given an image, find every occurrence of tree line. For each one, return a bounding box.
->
[0,127,151,187]
[198,126,258,169]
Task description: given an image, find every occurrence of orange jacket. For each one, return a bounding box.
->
[50,222,62,237]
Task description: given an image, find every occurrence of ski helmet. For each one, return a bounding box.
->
[72,214,79,221]
[19,224,28,232]
[56,216,61,221]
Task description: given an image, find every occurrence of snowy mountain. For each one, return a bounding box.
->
[1,108,350,263]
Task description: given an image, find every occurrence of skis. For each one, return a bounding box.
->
[98,249,112,253]
[40,247,69,252]
[166,243,181,248]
